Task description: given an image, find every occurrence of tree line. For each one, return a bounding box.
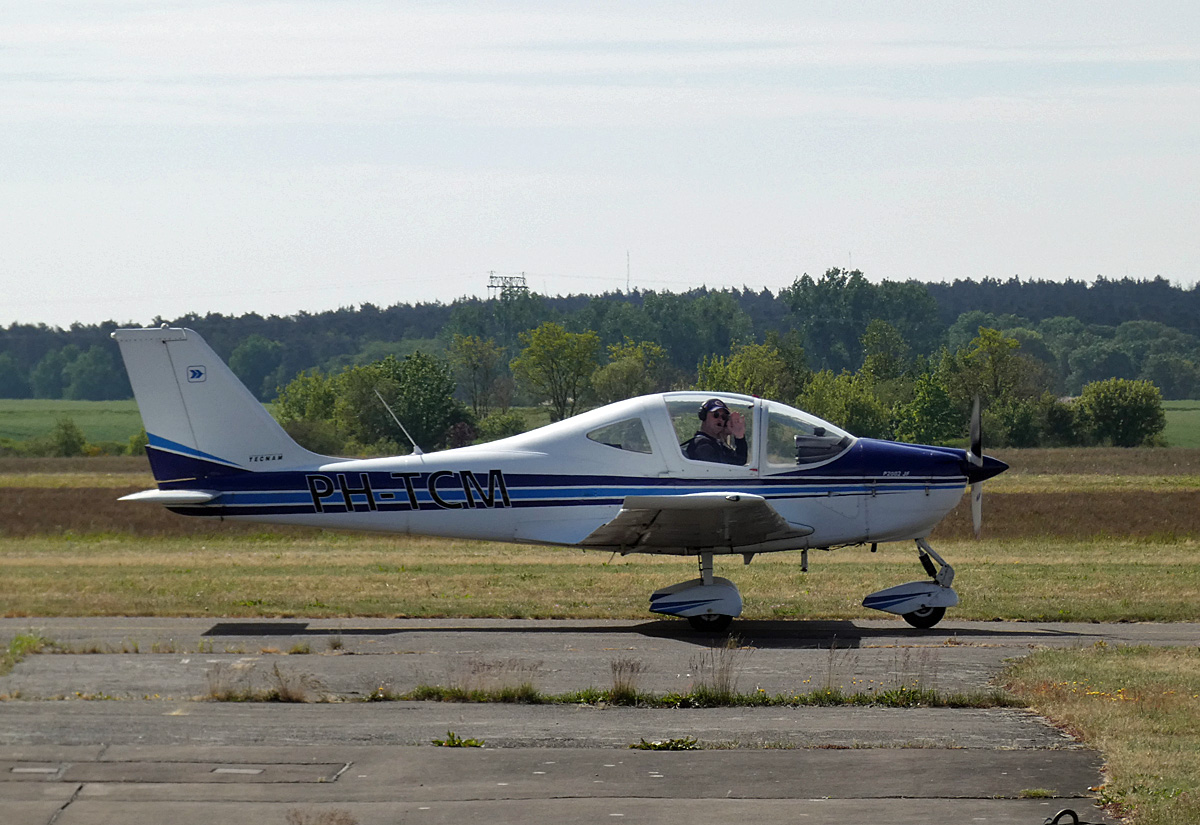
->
[0,272,1192,450]
[267,317,1165,457]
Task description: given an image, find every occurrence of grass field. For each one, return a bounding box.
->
[0,399,144,443]
[1163,400,1200,448]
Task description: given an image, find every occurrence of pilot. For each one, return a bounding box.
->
[683,398,747,465]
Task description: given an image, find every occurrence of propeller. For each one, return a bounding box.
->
[968,397,984,538]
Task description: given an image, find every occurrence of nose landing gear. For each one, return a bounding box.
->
[862,538,958,629]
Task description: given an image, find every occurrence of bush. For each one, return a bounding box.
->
[1078,378,1166,447]
[476,411,527,443]
[127,429,149,456]
[281,419,345,455]
[49,417,87,457]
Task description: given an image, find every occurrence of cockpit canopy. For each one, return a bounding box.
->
[578,392,854,471]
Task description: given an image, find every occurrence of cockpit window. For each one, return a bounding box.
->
[667,397,754,462]
[586,418,653,454]
[767,408,852,466]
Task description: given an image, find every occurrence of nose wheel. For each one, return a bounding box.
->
[902,605,946,629]
[687,613,734,632]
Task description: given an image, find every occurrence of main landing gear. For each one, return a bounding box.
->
[862,538,959,629]
[649,551,741,632]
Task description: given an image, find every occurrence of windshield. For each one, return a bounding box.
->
[764,401,853,467]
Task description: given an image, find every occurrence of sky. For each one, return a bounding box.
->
[3,1,1199,328]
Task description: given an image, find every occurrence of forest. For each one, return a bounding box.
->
[0,272,1195,453]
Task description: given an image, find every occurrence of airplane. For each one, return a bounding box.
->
[112,326,1008,632]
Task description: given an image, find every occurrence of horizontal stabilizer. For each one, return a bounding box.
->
[118,489,218,505]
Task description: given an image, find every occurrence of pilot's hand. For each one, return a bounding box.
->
[728,411,746,439]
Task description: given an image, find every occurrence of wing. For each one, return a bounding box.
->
[579,492,813,553]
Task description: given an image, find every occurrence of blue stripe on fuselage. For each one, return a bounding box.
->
[154,437,969,517]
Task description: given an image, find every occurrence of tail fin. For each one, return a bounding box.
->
[112,327,328,483]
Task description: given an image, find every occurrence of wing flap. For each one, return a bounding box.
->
[581,492,812,552]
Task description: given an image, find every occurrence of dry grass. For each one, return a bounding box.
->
[1005,645,1200,824]
[992,448,1200,476]
[0,456,149,475]
[930,490,1200,540]
[2,532,1197,621]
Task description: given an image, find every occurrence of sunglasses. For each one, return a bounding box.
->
[711,411,730,421]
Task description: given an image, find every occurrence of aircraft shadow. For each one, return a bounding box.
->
[202,618,1102,650]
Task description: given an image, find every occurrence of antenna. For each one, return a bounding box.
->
[626,250,630,293]
[374,389,423,455]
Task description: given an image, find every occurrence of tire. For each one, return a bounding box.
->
[687,614,734,633]
[902,606,946,629]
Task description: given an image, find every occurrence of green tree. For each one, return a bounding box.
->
[335,353,469,453]
[229,335,284,401]
[697,342,794,399]
[892,372,960,444]
[859,319,909,381]
[274,368,344,453]
[30,347,77,399]
[447,334,505,417]
[591,339,670,404]
[797,371,891,439]
[939,328,1050,411]
[127,428,149,456]
[62,345,131,401]
[274,369,338,423]
[476,410,527,442]
[1140,353,1199,401]
[642,290,752,372]
[511,322,601,421]
[783,269,938,372]
[1067,341,1137,394]
[1078,378,1165,447]
[0,353,30,398]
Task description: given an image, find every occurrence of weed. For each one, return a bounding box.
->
[203,660,326,702]
[449,657,543,695]
[1019,788,1057,799]
[204,662,255,701]
[289,641,312,655]
[263,662,327,703]
[375,681,1018,710]
[326,634,344,652]
[631,736,699,750]
[432,731,484,747]
[610,657,644,705]
[1,633,49,676]
[689,635,750,701]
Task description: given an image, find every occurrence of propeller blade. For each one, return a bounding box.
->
[972,481,982,538]
[969,397,982,468]
[970,397,983,537]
